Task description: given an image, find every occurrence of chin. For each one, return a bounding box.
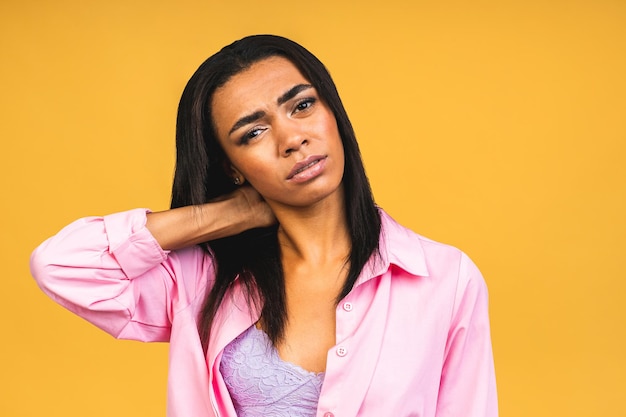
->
[289,180,344,208]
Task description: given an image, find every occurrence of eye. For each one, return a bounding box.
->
[294,97,316,113]
[238,127,266,145]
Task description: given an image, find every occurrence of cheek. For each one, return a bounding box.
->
[232,153,275,187]
[329,127,345,160]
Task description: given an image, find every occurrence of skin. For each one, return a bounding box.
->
[146,56,351,373]
[211,57,350,373]
[211,56,345,212]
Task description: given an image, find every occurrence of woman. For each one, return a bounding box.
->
[30,35,498,417]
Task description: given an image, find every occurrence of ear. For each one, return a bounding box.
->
[223,161,246,186]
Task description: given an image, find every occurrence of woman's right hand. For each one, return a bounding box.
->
[146,187,276,251]
[230,185,277,231]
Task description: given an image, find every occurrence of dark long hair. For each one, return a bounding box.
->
[170,35,380,350]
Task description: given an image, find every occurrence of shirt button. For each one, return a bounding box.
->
[336,346,348,357]
[323,413,335,417]
[343,302,353,312]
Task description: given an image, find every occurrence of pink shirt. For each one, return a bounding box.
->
[30,208,498,417]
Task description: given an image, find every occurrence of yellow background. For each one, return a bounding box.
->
[2,0,625,416]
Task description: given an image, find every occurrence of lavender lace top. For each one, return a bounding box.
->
[219,325,325,417]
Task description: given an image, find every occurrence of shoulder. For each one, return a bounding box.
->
[378,209,483,286]
[378,210,490,321]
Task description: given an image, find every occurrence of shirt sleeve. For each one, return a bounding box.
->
[436,253,499,417]
[30,208,213,343]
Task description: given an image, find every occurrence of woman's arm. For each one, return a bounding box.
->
[436,253,499,417]
[30,187,274,342]
[146,186,276,250]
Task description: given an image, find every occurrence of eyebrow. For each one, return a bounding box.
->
[227,84,314,136]
[277,83,313,105]
[228,110,265,135]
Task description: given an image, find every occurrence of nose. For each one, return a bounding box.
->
[276,118,308,157]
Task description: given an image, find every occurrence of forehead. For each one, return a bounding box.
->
[220,56,307,95]
[211,57,310,120]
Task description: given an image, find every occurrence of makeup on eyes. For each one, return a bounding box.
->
[233,92,318,146]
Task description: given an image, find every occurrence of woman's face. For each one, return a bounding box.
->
[211,56,345,209]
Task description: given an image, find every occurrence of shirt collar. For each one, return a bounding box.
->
[356,209,430,286]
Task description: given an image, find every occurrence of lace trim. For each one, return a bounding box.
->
[220,325,325,416]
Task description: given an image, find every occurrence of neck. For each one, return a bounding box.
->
[271,190,350,266]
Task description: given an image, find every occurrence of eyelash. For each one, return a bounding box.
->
[239,127,265,145]
[237,96,317,145]
[294,97,317,113]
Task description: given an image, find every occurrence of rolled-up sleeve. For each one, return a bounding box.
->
[30,208,207,343]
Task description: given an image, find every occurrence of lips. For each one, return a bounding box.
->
[287,155,326,180]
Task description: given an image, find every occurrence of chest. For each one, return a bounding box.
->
[220,325,324,416]
[208,268,456,416]
[275,261,347,373]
